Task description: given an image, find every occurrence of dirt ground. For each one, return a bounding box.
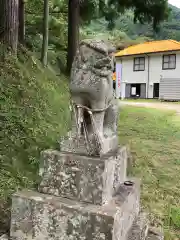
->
[119,100,180,115]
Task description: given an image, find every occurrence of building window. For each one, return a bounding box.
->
[162,54,176,70]
[133,57,145,71]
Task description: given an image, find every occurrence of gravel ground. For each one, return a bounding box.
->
[119,100,180,115]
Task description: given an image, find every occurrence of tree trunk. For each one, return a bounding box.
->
[67,0,80,74]
[41,0,49,67]
[0,0,19,53]
[19,0,25,43]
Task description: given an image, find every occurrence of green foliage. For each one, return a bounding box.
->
[25,0,68,73]
[25,0,171,54]
[164,203,180,239]
[25,0,68,65]
[114,4,180,41]
[80,0,99,22]
[170,206,180,229]
[83,4,180,49]
[0,45,70,232]
[81,18,153,49]
[97,0,169,30]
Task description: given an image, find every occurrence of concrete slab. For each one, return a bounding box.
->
[11,180,140,240]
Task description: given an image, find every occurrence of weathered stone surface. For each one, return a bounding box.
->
[127,212,149,240]
[147,228,164,240]
[60,39,118,156]
[11,179,140,240]
[39,147,127,205]
[0,235,8,240]
[60,133,119,157]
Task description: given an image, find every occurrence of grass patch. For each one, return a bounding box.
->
[0,47,70,233]
[118,106,180,239]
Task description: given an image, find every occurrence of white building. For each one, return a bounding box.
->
[115,40,180,100]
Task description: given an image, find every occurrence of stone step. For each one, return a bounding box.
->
[39,147,127,205]
[10,179,140,240]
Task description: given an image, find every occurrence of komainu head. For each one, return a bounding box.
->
[71,39,116,76]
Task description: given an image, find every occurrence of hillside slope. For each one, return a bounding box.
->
[115,4,180,41]
[0,47,70,233]
[83,4,180,45]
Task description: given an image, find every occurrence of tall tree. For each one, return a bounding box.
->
[102,0,170,30]
[19,0,25,43]
[41,0,49,67]
[0,0,19,53]
[67,0,99,73]
[66,0,169,73]
[67,0,80,74]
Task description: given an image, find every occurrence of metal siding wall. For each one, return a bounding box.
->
[125,84,131,98]
[160,78,180,100]
[140,84,146,98]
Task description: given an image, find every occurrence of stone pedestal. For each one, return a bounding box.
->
[10,180,140,240]
[38,147,127,205]
[9,147,163,240]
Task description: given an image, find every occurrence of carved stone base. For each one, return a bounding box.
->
[39,147,127,205]
[8,144,164,240]
[10,180,141,240]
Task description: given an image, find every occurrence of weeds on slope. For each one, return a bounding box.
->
[0,47,70,233]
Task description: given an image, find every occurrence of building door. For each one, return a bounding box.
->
[130,84,141,98]
[153,83,159,98]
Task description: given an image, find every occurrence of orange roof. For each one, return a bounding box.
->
[115,40,180,57]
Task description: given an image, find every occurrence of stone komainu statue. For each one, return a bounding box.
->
[61,39,119,156]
